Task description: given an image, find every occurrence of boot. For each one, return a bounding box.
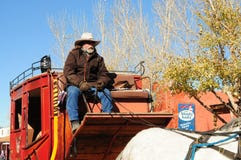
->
[71,120,80,133]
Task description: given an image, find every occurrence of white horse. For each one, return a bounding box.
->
[117,118,241,160]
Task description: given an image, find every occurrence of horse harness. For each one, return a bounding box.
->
[172,130,241,160]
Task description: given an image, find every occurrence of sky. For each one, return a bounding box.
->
[0,0,153,127]
[0,0,105,127]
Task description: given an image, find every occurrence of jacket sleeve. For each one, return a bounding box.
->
[63,52,81,86]
[97,57,111,85]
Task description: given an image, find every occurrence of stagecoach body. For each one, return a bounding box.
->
[9,57,173,160]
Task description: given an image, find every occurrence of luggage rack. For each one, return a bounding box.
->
[9,55,55,89]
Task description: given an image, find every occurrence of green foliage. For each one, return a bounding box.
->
[164,55,220,96]
[198,0,241,59]
[163,0,241,99]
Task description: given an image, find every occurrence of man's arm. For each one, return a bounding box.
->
[97,57,111,86]
[63,52,81,86]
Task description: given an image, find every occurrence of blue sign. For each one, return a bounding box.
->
[178,104,195,131]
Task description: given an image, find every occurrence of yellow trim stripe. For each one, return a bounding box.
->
[50,79,59,160]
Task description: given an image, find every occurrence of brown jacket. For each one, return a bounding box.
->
[63,48,110,87]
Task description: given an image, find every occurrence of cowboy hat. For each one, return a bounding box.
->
[74,32,100,46]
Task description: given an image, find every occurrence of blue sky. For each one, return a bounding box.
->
[0,0,106,127]
[0,0,154,127]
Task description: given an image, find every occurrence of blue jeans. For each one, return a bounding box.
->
[66,85,113,121]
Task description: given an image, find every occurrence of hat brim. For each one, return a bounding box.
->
[75,39,100,46]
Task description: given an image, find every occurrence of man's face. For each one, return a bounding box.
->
[82,43,94,50]
[82,42,95,54]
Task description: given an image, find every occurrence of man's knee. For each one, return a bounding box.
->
[67,86,80,95]
[97,88,111,100]
[103,88,111,96]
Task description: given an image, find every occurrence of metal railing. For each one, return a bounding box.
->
[10,55,55,90]
[10,61,42,89]
[10,56,146,90]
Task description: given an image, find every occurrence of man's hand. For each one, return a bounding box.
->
[79,81,91,91]
[96,80,105,91]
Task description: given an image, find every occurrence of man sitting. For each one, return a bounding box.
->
[64,32,113,132]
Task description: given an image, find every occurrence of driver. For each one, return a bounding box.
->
[64,32,113,132]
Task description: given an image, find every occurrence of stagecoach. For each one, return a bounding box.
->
[9,56,173,160]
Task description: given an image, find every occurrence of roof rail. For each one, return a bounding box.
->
[9,55,52,90]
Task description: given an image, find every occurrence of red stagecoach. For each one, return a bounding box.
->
[9,56,173,160]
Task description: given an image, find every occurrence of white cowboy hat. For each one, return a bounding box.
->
[74,32,100,46]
